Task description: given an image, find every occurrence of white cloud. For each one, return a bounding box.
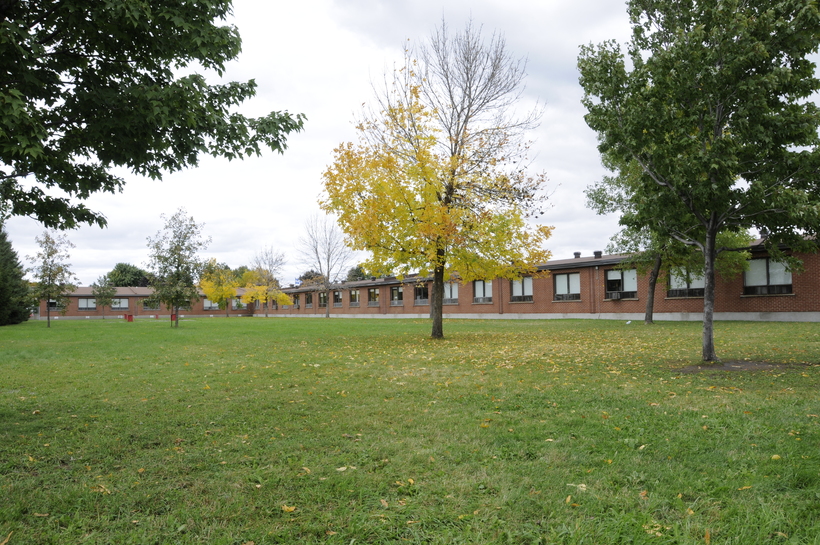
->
[6,0,630,285]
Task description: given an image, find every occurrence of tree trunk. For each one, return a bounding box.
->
[702,221,719,361]
[431,264,445,339]
[174,305,180,328]
[46,303,51,328]
[325,287,331,318]
[644,253,663,324]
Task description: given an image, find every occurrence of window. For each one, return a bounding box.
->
[473,280,492,303]
[203,298,220,310]
[414,284,429,305]
[605,269,637,299]
[668,270,705,298]
[231,298,246,310]
[349,289,360,307]
[744,258,792,295]
[367,288,379,307]
[47,299,59,310]
[333,291,343,307]
[111,298,129,310]
[510,277,533,302]
[319,292,328,308]
[142,299,159,311]
[443,282,459,304]
[390,286,403,306]
[305,293,313,308]
[78,298,96,311]
[554,273,581,301]
[292,294,300,309]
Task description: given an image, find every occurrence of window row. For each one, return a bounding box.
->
[71,298,131,311]
[64,258,792,314]
[554,259,793,301]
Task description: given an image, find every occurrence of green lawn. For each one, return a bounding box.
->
[1,318,819,544]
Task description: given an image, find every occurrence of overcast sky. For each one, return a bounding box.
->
[7,0,634,286]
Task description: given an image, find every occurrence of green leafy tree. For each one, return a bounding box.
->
[1,0,304,229]
[346,264,367,282]
[145,209,210,327]
[586,156,752,324]
[322,21,551,338]
[298,270,325,285]
[578,0,820,360]
[107,263,150,287]
[90,274,117,319]
[0,223,31,325]
[27,231,77,327]
[231,265,251,281]
[200,259,238,317]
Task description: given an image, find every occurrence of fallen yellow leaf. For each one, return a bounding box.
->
[281,505,296,513]
[380,499,388,508]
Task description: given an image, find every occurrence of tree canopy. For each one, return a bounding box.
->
[90,274,117,319]
[585,154,752,324]
[200,259,237,317]
[243,245,289,317]
[321,21,552,338]
[145,209,209,327]
[107,263,150,287]
[0,222,30,325]
[578,0,820,360]
[1,0,304,228]
[27,230,77,327]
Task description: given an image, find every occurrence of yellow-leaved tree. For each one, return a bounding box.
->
[241,269,292,317]
[199,259,238,318]
[321,21,552,339]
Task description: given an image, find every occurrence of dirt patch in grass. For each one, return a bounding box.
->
[675,360,781,373]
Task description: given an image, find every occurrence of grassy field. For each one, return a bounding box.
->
[1,317,819,544]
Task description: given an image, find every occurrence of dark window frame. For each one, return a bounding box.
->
[667,270,705,298]
[743,258,793,295]
[510,277,533,303]
[605,269,638,300]
[414,284,429,305]
[367,288,380,307]
[390,285,404,306]
[473,280,493,304]
[553,272,581,301]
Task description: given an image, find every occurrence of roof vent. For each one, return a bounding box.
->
[594,251,602,259]
[574,252,581,259]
